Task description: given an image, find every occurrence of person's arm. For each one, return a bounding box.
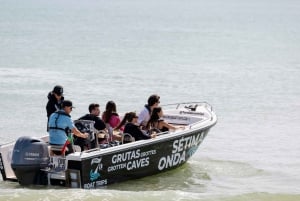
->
[139,129,151,139]
[72,127,89,139]
[136,126,156,140]
[160,121,176,130]
[160,121,185,131]
[46,101,55,118]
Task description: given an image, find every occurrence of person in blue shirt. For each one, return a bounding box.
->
[48,100,89,155]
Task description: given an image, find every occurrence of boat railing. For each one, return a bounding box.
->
[156,131,169,136]
[163,102,216,129]
[162,101,213,112]
[121,133,135,144]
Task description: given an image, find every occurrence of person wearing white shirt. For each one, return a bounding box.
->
[138,94,160,128]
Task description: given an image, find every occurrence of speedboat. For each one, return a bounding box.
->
[0,102,217,189]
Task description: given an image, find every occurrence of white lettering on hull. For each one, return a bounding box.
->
[158,132,204,171]
[108,149,156,172]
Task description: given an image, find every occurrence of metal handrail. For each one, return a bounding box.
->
[162,101,213,112]
[162,102,216,129]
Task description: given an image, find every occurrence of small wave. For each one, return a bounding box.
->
[189,158,265,178]
[215,193,300,201]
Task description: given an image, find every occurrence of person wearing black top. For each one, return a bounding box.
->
[76,103,106,150]
[117,112,156,141]
[46,85,64,131]
[79,103,106,131]
[146,107,183,133]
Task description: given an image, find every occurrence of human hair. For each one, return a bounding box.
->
[148,94,160,106]
[146,107,162,129]
[103,101,117,123]
[115,112,137,130]
[88,103,99,113]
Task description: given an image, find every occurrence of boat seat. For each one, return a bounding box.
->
[49,145,66,156]
[122,133,135,144]
[96,130,108,139]
[50,144,81,156]
[96,130,108,144]
[96,129,122,143]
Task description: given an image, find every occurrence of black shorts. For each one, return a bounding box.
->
[50,143,74,155]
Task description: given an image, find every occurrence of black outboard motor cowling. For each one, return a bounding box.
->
[11,136,50,185]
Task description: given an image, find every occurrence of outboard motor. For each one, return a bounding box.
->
[11,136,50,185]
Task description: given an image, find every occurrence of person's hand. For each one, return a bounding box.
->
[175,126,185,130]
[151,133,157,138]
[82,132,89,138]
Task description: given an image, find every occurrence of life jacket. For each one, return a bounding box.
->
[49,111,71,135]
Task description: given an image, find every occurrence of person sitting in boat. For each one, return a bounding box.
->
[102,100,121,129]
[146,107,184,133]
[101,100,123,142]
[116,112,156,141]
[48,100,89,155]
[46,85,64,131]
[137,94,160,129]
[77,103,107,149]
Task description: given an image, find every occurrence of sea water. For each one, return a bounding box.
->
[0,0,300,200]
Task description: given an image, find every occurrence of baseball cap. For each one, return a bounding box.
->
[62,100,75,108]
[53,85,63,96]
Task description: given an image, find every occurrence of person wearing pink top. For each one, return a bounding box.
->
[102,101,121,129]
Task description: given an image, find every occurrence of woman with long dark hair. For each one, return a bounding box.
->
[116,112,156,141]
[102,101,121,128]
[146,107,182,132]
